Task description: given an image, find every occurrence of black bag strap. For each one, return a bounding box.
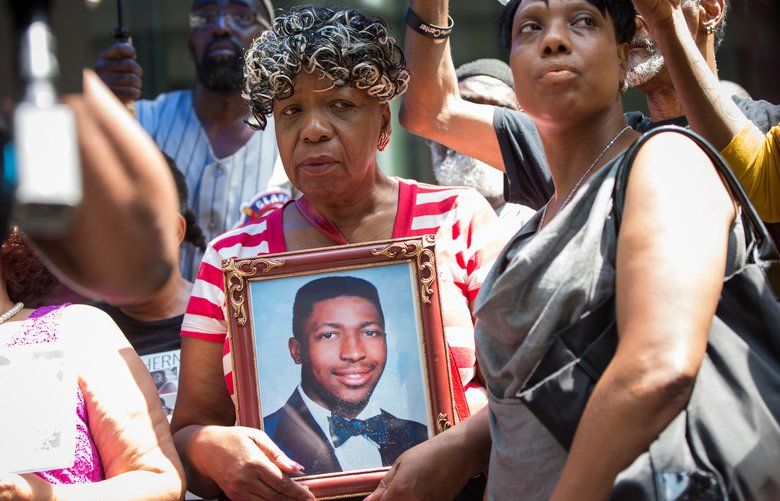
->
[612,125,780,299]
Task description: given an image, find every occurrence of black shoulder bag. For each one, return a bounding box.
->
[516,126,780,500]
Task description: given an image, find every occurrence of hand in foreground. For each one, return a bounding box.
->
[365,437,474,501]
[0,473,52,501]
[93,42,143,103]
[42,70,179,303]
[196,426,315,501]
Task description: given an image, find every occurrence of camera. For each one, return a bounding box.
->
[0,0,87,241]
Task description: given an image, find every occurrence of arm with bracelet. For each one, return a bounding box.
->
[400,0,506,170]
[401,0,553,210]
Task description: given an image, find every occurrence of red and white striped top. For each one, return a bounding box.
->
[181,178,507,413]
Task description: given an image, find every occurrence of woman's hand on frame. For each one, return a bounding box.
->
[194,425,314,501]
[365,436,474,501]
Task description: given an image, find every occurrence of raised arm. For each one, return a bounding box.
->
[634,0,780,221]
[632,0,747,149]
[550,132,735,499]
[94,41,143,104]
[401,0,505,171]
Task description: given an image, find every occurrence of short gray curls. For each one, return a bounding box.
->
[243,5,410,130]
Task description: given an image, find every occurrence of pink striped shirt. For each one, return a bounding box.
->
[182,178,506,413]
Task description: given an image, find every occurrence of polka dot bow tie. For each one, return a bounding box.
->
[328,414,388,448]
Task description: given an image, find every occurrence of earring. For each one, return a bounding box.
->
[706,24,717,34]
[377,131,390,151]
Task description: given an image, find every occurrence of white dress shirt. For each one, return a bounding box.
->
[297,385,384,472]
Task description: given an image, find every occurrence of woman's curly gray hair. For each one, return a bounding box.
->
[243,5,410,130]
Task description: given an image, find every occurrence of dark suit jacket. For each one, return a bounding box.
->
[264,388,428,475]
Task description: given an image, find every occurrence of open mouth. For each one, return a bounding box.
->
[208,45,238,57]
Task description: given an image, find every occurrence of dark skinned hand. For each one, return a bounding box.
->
[364,437,473,501]
[94,42,143,103]
[631,0,681,28]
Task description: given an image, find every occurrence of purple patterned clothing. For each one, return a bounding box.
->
[3,305,104,484]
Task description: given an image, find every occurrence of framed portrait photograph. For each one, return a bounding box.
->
[223,236,456,500]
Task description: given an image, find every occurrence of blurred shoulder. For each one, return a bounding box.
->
[59,303,117,324]
[58,303,128,349]
[136,90,193,122]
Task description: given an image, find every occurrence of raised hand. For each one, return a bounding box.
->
[93,42,143,103]
[631,0,681,28]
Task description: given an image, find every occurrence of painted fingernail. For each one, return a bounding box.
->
[291,460,305,472]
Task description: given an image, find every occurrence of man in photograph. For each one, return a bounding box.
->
[264,276,428,475]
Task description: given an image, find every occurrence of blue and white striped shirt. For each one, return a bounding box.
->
[136,90,290,280]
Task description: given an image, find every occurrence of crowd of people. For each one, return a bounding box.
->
[2,0,779,499]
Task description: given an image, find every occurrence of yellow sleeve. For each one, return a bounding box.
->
[721,124,780,222]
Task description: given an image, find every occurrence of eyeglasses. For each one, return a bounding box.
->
[189,8,269,30]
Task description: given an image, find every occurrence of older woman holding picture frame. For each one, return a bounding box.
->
[170,6,505,500]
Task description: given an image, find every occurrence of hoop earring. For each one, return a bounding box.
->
[378,131,390,151]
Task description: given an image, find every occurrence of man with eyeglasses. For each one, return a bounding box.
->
[95,0,291,280]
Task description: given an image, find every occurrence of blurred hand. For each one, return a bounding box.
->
[195,426,315,501]
[39,70,179,303]
[365,437,474,501]
[94,42,143,103]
